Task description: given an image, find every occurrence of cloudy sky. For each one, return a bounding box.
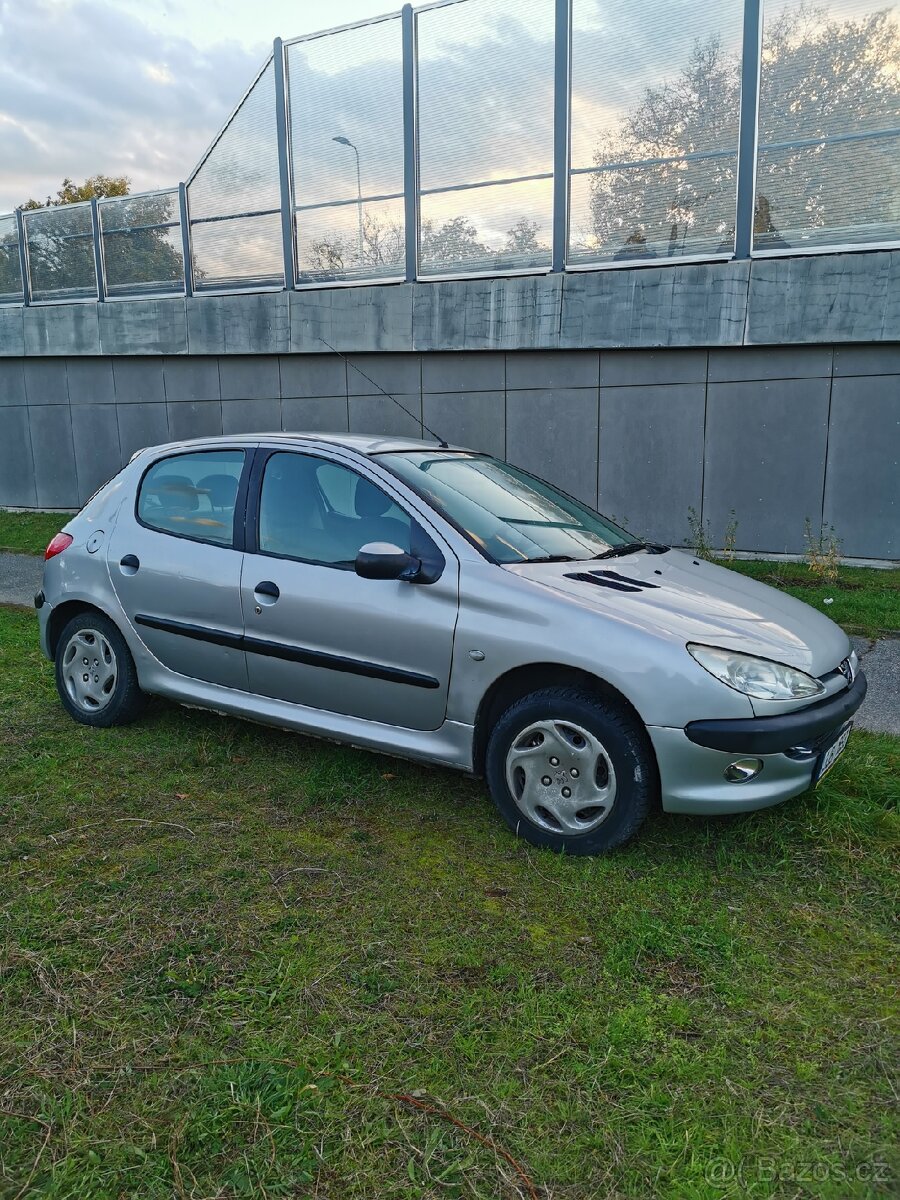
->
[0,0,394,211]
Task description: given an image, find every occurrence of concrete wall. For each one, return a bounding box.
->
[2,251,900,359]
[2,343,897,559]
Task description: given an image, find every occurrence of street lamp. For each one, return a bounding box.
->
[332,135,363,264]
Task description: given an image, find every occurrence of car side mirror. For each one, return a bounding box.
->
[355,542,422,582]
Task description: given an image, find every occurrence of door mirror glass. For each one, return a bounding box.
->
[355,542,421,582]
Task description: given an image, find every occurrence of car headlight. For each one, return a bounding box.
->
[687,643,825,701]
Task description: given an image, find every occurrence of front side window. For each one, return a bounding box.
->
[137,450,245,546]
[378,452,632,563]
[258,452,412,566]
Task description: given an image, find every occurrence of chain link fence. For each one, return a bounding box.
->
[1,0,898,305]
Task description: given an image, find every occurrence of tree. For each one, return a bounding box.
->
[5,174,184,299]
[303,211,550,281]
[585,2,900,258]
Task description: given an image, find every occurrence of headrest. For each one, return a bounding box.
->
[151,474,199,511]
[198,473,239,509]
[354,478,392,518]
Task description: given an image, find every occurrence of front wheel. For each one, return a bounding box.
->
[485,687,656,854]
[55,612,146,728]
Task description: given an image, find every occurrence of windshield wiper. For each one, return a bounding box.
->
[593,541,669,561]
[521,554,579,564]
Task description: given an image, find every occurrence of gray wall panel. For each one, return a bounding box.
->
[279,354,347,398]
[219,355,280,401]
[166,400,223,441]
[29,405,79,508]
[348,393,422,438]
[112,358,166,404]
[832,344,900,377]
[600,349,707,387]
[747,252,900,345]
[281,396,349,432]
[507,388,599,506]
[66,358,116,405]
[708,346,832,382]
[347,353,421,397]
[23,304,100,356]
[0,407,37,506]
[598,384,705,544]
[422,352,505,393]
[0,307,24,357]
[703,379,831,553]
[824,376,900,559]
[117,403,170,462]
[422,392,506,458]
[221,397,281,434]
[163,357,220,403]
[99,298,187,355]
[291,285,413,353]
[71,404,122,502]
[0,359,26,406]
[506,351,598,391]
[221,293,290,354]
[24,359,68,406]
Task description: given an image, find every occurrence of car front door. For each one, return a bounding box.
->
[107,447,250,690]
[239,448,459,731]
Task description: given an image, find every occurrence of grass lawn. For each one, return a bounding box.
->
[1,603,897,1198]
[0,510,72,557]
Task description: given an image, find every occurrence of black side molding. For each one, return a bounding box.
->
[685,670,868,755]
[134,614,440,690]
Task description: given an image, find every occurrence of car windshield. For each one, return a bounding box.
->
[377,451,633,564]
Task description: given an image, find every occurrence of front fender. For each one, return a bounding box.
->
[446,561,754,728]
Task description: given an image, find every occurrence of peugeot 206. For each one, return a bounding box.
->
[36,434,867,855]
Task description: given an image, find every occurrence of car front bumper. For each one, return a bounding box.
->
[650,671,867,815]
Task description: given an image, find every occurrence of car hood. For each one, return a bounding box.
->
[505,549,849,677]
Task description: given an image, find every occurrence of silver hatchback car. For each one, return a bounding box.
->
[36,433,866,854]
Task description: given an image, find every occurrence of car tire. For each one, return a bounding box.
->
[54,611,146,728]
[485,687,656,854]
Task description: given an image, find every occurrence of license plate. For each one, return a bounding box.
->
[813,722,852,787]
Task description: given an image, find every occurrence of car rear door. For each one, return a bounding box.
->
[107,446,251,690]
[239,448,459,731]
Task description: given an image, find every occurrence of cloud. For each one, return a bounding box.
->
[0,0,262,210]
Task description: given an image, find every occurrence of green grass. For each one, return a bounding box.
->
[1,605,897,1198]
[0,509,72,556]
[723,559,900,640]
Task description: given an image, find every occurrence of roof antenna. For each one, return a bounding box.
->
[317,336,449,449]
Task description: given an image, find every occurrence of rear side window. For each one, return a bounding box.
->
[137,450,245,546]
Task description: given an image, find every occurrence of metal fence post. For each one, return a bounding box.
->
[90,197,106,301]
[273,37,296,289]
[402,4,418,283]
[551,0,572,273]
[14,209,30,305]
[178,182,194,298]
[734,0,763,259]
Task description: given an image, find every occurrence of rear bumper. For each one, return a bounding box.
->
[683,671,866,754]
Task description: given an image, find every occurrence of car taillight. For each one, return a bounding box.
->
[45,532,73,560]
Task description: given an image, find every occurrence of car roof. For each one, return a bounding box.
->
[147,432,475,457]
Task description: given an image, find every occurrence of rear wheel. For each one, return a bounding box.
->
[55,612,146,728]
[485,687,656,854]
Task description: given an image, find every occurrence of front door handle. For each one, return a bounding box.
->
[120,554,140,574]
[254,580,280,601]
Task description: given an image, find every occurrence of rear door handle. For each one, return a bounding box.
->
[254,580,280,601]
[120,554,140,573]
